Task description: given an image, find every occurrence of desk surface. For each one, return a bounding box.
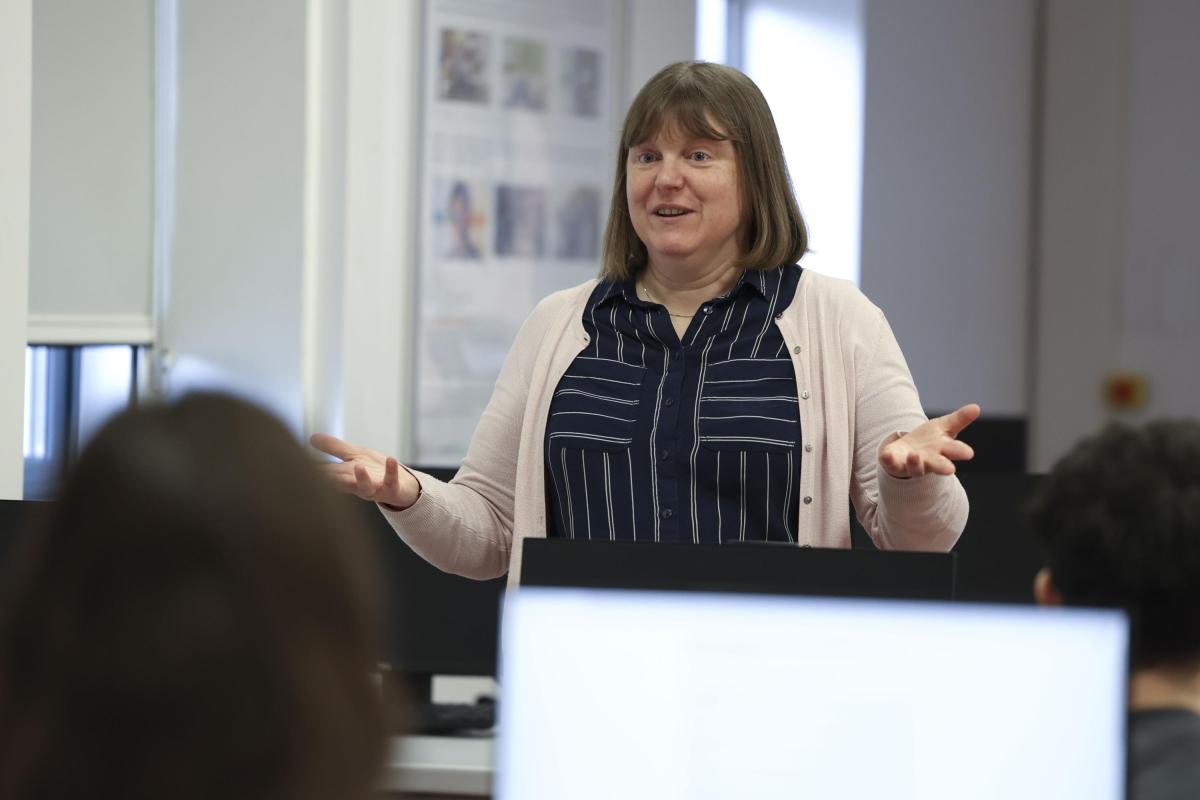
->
[382,735,494,797]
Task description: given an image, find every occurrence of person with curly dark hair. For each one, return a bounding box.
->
[0,394,389,800]
[1029,420,1200,800]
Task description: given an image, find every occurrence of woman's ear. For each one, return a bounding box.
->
[1033,567,1063,606]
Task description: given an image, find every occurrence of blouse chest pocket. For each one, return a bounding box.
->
[547,357,645,451]
[698,358,799,452]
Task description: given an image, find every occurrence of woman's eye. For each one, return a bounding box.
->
[634,152,657,164]
[690,151,712,162]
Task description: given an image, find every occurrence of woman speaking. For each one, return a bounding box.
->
[313,61,978,584]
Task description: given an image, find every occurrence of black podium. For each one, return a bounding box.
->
[520,538,956,601]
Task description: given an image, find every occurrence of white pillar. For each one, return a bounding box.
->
[0,0,32,499]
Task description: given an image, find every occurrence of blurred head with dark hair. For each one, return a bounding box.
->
[0,393,386,800]
[1029,419,1200,671]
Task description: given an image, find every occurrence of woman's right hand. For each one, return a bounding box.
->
[309,433,421,510]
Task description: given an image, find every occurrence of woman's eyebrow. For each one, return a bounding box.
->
[630,132,728,150]
[679,136,728,149]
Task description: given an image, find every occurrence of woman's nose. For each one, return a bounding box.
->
[654,156,684,190]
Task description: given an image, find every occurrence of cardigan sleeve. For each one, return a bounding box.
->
[377,299,555,579]
[848,306,969,551]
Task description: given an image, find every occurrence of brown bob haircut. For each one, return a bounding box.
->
[0,393,387,800]
[601,61,808,281]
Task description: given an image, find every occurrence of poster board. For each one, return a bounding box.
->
[414,0,620,464]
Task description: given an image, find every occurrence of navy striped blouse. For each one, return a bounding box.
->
[545,264,803,543]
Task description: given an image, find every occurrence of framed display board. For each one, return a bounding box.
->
[413,0,621,464]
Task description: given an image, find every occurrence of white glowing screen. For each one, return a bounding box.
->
[497,589,1126,800]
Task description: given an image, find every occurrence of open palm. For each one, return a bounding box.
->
[309,433,419,509]
[879,404,980,478]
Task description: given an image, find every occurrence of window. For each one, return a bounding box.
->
[697,0,864,285]
[23,345,146,499]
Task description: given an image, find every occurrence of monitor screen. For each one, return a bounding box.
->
[497,588,1127,800]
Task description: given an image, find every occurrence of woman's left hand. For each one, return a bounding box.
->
[878,403,981,478]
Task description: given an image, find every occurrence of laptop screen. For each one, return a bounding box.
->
[496,588,1127,800]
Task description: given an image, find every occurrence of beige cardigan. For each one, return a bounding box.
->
[383,269,968,586]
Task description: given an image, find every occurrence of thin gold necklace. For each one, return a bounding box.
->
[638,281,695,319]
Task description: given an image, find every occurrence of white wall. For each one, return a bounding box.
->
[1118,0,1200,417]
[161,0,308,429]
[27,0,154,345]
[860,0,1035,417]
[302,0,349,443]
[0,0,32,499]
[1033,0,1200,469]
[159,0,418,458]
[332,0,420,458]
[623,0,697,105]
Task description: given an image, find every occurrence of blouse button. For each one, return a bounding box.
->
[804,443,813,453]
[803,496,813,505]
[800,390,811,400]
[792,345,802,354]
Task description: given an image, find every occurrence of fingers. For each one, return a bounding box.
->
[878,442,907,478]
[883,441,970,479]
[926,453,957,476]
[903,450,957,477]
[940,403,982,437]
[382,457,401,496]
[941,440,975,462]
[310,432,359,461]
[378,458,412,508]
[353,463,376,499]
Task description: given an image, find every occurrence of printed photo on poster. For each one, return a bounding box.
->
[554,185,602,260]
[495,185,546,258]
[502,38,548,111]
[561,47,601,117]
[434,179,489,260]
[439,29,490,103]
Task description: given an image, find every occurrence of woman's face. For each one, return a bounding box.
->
[626,119,742,273]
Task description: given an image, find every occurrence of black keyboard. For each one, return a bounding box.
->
[415,699,496,735]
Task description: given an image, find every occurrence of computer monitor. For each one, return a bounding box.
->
[355,484,506,701]
[848,473,1047,603]
[952,472,1046,602]
[497,588,1128,800]
[521,539,957,600]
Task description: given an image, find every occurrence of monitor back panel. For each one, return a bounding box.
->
[359,499,505,676]
[848,472,1047,603]
[520,538,956,600]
